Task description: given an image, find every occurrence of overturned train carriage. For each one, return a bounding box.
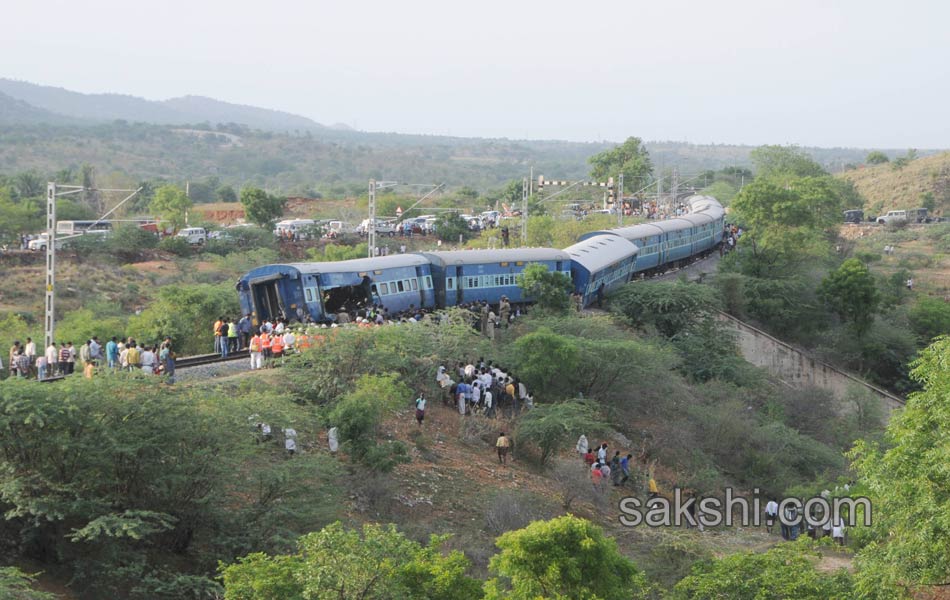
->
[237,255,435,324]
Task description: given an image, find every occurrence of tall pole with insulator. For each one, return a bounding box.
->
[367,179,376,258]
[44,183,56,349]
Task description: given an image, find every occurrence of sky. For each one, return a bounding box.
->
[2,0,949,148]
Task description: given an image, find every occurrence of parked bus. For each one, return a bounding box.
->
[55,220,113,236]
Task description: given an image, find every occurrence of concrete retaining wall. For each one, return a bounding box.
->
[718,312,905,416]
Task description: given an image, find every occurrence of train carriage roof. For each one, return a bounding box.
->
[241,255,430,282]
[420,248,571,266]
[563,234,639,274]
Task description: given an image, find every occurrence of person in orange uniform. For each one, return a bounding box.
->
[270,334,284,361]
[260,331,272,361]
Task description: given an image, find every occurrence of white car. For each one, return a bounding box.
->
[177,227,207,245]
[28,233,62,251]
[876,210,908,225]
[357,219,397,236]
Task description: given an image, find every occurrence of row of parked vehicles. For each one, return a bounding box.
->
[844,208,942,225]
[273,210,504,240]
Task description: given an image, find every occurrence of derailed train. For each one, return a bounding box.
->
[236,195,725,323]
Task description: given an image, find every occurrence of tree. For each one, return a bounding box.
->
[588,136,653,185]
[729,177,844,274]
[749,145,827,180]
[516,400,605,465]
[866,151,890,165]
[217,184,238,203]
[126,283,239,354]
[327,374,410,472]
[850,337,950,597]
[672,541,854,599]
[817,258,880,334]
[0,186,41,244]
[0,567,56,600]
[149,184,192,230]
[517,263,572,312]
[484,515,649,600]
[220,522,481,600]
[908,297,950,342]
[610,281,721,337]
[240,187,286,228]
[510,328,578,398]
[435,213,474,243]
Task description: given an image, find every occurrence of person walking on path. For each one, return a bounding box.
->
[765,498,779,534]
[415,393,426,426]
[496,432,510,465]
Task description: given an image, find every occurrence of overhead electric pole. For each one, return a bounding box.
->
[44,183,57,349]
[521,177,528,245]
[368,179,377,257]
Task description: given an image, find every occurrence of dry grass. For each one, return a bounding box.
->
[840,152,950,216]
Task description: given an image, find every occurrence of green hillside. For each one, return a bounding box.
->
[839,151,950,217]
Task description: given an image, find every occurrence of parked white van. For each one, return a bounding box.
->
[177,227,207,245]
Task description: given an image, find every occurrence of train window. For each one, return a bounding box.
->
[425,276,432,288]
[305,288,313,302]
[397,281,405,292]
[374,270,383,275]
[380,283,389,295]
[447,278,455,289]
[500,262,509,267]
[516,261,524,266]
[411,278,418,291]
[404,279,411,291]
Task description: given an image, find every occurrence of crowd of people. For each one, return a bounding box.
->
[433,357,533,419]
[4,336,178,381]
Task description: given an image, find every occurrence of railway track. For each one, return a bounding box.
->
[175,350,249,368]
[36,349,250,382]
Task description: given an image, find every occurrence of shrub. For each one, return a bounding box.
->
[158,235,192,256]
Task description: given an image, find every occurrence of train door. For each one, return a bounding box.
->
[452,264,463,305]
[251,279,285,322]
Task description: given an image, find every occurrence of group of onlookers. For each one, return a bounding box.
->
[4,336,177,381]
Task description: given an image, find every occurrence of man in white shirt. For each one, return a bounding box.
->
[284,428,297,455]
[45,343,58,377]
[282,331,295,353]
[24,338,36,372]
[140,347,157,374]
[764,498,779,534]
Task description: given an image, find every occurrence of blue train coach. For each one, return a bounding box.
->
[237,255,435,324]
[420,248,572,307]
[563,234,640,306]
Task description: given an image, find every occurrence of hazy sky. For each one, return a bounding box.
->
[3,0,948,147]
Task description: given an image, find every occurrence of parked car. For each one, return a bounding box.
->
[843,209,864,224]
[357,218,397,236]
[877,210,909,225]
[177,227,207,245]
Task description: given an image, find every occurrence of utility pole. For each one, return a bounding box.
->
[617,172,624,226]
[44,183,141,348]
[671,167,679,213]
[44,183,56,349]
[521,177,528,246]
[367,179,377,258]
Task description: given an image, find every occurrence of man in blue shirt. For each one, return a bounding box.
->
[106,337,119,371]
[620,453,632,487]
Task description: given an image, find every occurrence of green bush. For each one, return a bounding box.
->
[126,283,239,354]
[908,296,950,342]
[159,235,193,256]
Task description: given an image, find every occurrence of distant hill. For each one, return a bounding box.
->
[839,152,950,217]
[0,79,327,132]
[0,90,82,126]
